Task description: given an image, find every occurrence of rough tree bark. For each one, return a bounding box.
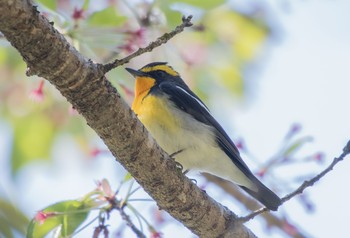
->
[0,1,256,237]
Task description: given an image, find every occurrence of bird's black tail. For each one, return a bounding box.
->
[240,178,282,211]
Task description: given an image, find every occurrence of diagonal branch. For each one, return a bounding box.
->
[204,174,308,238]
[118,205,146,238]
[281,140,350,202]
[0,1,253,237]
[240,140,350,222]
[102,15,193,73]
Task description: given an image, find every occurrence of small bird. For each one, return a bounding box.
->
[126,62,281,211]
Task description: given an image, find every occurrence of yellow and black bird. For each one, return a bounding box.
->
[126,62,281,211]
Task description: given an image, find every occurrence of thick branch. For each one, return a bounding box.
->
[0,1,254,237]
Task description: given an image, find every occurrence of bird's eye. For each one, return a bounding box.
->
[156,71,166,77]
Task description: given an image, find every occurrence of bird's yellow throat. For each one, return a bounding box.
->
[132,76,155,112]
[132,76,179,134]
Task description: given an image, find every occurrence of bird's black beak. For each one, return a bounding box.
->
[125,68,148,77]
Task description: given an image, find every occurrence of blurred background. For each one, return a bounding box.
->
[1,0,350,237]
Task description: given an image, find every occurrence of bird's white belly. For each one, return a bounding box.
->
[141,102,254,189]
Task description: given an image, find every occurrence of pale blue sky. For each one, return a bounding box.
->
[234,1,350,237]
[1,1,350,237]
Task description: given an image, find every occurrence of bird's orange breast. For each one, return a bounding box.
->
[132,77,179,134]
[132,76,155,115]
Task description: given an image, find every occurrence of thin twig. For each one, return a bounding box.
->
[204,173,308,238]
[239,207,269,223]
[118,205,146,238]
[103,15,193,73]
[239,140,350,222]
[104,192,146,238]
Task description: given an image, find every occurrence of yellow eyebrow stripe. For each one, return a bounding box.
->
[141,65,179,76]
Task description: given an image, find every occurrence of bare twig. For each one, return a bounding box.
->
[103,15,193,73]
[282,140,350,202]
[204,174,308,238]
[239,207,269,223]
[240,140,350,222]
[118,205,146,238]
[106,196,146,238]
[93,224,109,238]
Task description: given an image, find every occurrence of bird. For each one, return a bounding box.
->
[126,62,281,211]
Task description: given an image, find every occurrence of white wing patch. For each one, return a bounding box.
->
[175,86,211,114]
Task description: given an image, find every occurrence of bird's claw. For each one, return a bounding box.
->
[169,149,184,158]
[175,161,183,171]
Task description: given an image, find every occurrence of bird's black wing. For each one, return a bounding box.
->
[158,82,257,181]
[159,82,282,211]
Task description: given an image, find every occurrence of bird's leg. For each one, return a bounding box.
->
[169,150,196,183]
[169,149,184,158]
[169,149,189,175]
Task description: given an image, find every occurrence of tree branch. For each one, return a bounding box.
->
[240,140,350,222]
[0,1,254,237]
[118,205,146,238]
[204,174,308,238]
[102,15,193,73]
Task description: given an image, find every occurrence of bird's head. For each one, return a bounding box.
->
[126,62,180,81]
[126,62,183,97]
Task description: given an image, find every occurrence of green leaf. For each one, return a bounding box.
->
[88,7,127,27]
[0,48,7,65]
[156,1,183,28]
[123,172,133,182]
[205,10,269,63]
[284,137,313,157]
[12,114,55,174]
[168,0,225,9]
[36,0,56,11]
[0,198,29,235]
[163,8,183,28]
[0,216,14,238]
[27,200,90,238]
[60,201,89,236]
[26,214,61,238]
[82,0,90,10]
[0,47,26,69]
[212,64,244,97]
